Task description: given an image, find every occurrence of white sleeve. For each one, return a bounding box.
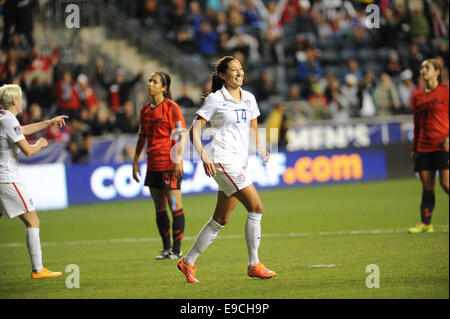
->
[5,117,25,144]
[249,93,260,120]
[196,93,217,122]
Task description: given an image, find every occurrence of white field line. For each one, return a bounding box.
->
[0,225,448,248]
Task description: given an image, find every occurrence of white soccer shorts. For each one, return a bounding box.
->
[213,163,252,197]
[0,182,35,218]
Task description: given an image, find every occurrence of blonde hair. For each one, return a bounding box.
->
[0,84,22,109]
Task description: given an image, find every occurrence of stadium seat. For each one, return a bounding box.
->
[320,49,340,64]
[318,36,338,51]
[340,48,358,62]
[376,47,395,63]
[357,48,378,64]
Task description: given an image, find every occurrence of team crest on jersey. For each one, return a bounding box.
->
[244,100,251,107]
[237,173,246,182]
[14,126,22,136]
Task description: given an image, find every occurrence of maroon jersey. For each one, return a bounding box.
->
[139,98,186,171]
[411,84,449,152]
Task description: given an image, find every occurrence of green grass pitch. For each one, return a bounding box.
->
[0,177,448,299]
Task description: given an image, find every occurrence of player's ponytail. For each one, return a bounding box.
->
[156,71,172,99]
[203,56,236,99]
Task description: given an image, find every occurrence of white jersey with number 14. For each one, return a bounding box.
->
[196,85,260,167]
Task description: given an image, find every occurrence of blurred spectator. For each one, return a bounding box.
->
[75,74,99,111]
[340,74,360,118]
[344,58,363,82]
[96,59,143,112]
[384,53,404,78]
[308,82,329,120]
[243,0,264,29]
[407,43,424,81]
[409,8,429,49]
[435,40,449,69]
[174,29,197,55]
[116,101,139,134]
[176,86,196,108]
[430,7,448,40]
[264,102,289,148]
[254,0,288,65]
[295,1,317,36]
[296,47,324,95]
[195,21,219,58]
[281,0,301,25]
[325,75,348,121]
[166,0,190,39]
[254,71,277,103]
[67,115,93,164]
[9,33,28,59]
[1,0,17,49]
[53,61,82,119]
[223,27,260,64]
[16,0,35,48]
[140,0,165,36]
[397,69,416,110]
[358,71,377,118]
[215,11,230,34]
[24,44,58,86]
[25,76,55,116]
[379,7,400,48]
[286,83,301,101]
[374,73,402,116]
[21,103,43,142]
[91,106,116,136]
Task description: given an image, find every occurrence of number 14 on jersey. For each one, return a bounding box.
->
[235,109,247,123]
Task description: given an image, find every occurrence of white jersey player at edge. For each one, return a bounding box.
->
[0,84,68,279]
[177,56,276,283]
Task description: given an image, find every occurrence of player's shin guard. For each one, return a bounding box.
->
[245,212,262,266]
[156,210,171,250]
[420,190,435,225]
[26,227,43,273]
[184,218,223,265]
[171,209,185,254]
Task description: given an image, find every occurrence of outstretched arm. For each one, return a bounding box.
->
[21,115,68,136]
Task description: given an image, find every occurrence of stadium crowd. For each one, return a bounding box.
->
[0,0,449,159]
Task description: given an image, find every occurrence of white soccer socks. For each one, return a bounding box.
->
[245,212,262,267]
[26,227,43,273]
[184,218,224,265]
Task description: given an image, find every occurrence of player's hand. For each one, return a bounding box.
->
[171,163,182,178]
[49,115,69,128]
[202,159,216,177]
[132,162,140,182]
[441,136,449,152]
[410,151,416,163]
[261,150,270,163]
[38,137,48,148]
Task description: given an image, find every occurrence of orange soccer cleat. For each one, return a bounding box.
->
[247,262,276,279]
[31,267,63,279]
[177,258,199,283]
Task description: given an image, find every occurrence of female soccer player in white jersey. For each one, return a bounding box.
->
[177,56,276,283]
[0,84,68,279]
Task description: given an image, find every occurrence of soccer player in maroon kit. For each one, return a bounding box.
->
[132,72,187,258]
[409,58,449,234]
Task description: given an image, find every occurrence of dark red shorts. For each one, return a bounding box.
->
[414,151,449,172]
[144,171,182,190]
